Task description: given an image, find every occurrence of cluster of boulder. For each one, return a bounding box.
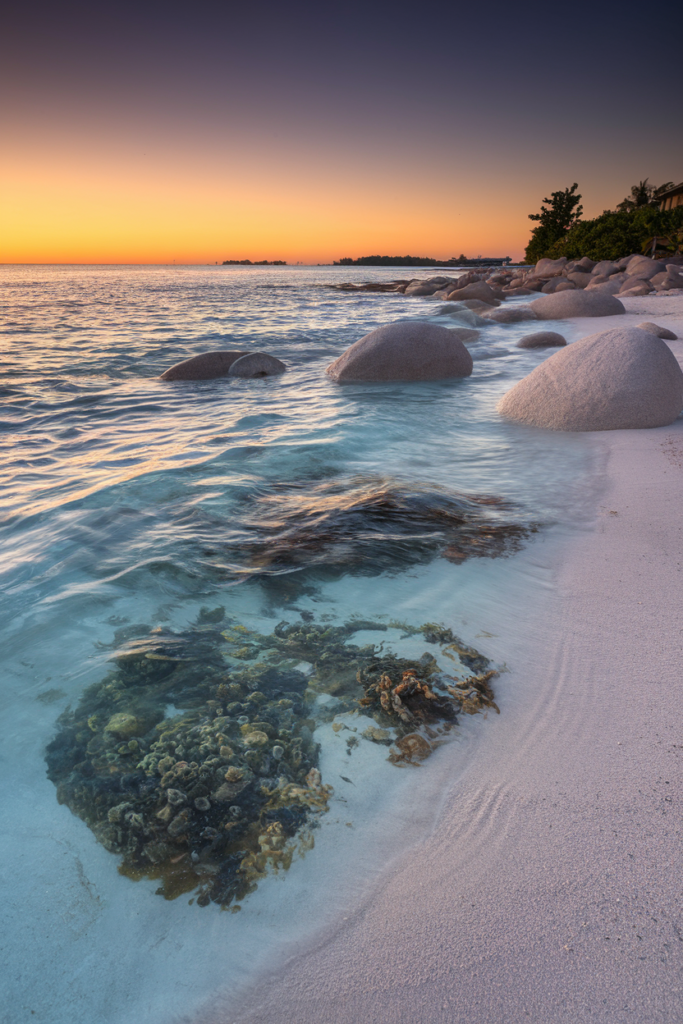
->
[157,253,683,431]
[396,253,683,303]
[158,312,682,432]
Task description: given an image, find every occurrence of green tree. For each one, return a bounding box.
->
[616,178,674,212]
[525,183,583,263]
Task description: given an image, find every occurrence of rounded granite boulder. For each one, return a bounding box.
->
[591,260,621,278]
[566,271,593,289]
[619,281,654,297]
[585,274,628,295]
[636,322,678,341]
[160,350,247,381]
[498,327,683,431]
[534,257,568,277]
[516,331,566,349]
[625,257,667,281]
[446,281,500,304]
[541,278,575,294]
[325,321,473,383]
[228,353,287,377]
[530,290,625,319]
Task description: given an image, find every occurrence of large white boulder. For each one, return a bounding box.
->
[497,327,683,431]
[530,290,625,319]
[326,321,474,382]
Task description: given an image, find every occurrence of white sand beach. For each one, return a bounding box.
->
[205,295,683,1024]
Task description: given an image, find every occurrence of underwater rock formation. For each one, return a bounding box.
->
[209,476,535,582]
[46,613,498,906]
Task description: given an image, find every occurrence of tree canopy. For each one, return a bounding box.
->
[525,184,583,264]
[544,205,683,261]
[524,178,681,262]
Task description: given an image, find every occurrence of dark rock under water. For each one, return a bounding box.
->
[208,476,536,582]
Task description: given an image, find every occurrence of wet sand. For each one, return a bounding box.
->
[203,296,683,1024]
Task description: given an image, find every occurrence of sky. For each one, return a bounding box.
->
[2,0,681,264]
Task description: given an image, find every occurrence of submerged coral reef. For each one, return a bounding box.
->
[46,611,498,907]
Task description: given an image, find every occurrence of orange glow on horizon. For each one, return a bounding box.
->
[1,131,541,264]
[1,112,643,266]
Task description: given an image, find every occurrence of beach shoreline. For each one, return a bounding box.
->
[196,295,683,1024]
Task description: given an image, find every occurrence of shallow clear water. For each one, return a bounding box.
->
[0,265,599,1024]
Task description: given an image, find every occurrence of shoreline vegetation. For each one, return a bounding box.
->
[525,179,683,263]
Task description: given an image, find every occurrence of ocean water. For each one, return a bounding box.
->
[0,265,600,1024]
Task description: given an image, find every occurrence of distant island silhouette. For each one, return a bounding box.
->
[334,255,512,267]
[221,259,287,266]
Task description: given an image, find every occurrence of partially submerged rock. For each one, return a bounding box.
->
[225,475,535,579]
[160,351,248,381]
[326,321,473,382]
[530,290,625,319]
[498,326,683,431]
[516,331,566,349]
[480,305,537,323]
[229,353,286,377]
[460,298,500,311]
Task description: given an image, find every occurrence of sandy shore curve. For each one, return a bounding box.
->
[195,296,683,1024]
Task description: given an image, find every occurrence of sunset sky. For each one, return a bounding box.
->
[2,1,681,264]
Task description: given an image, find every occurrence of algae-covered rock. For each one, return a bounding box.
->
[104,713,144,738]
